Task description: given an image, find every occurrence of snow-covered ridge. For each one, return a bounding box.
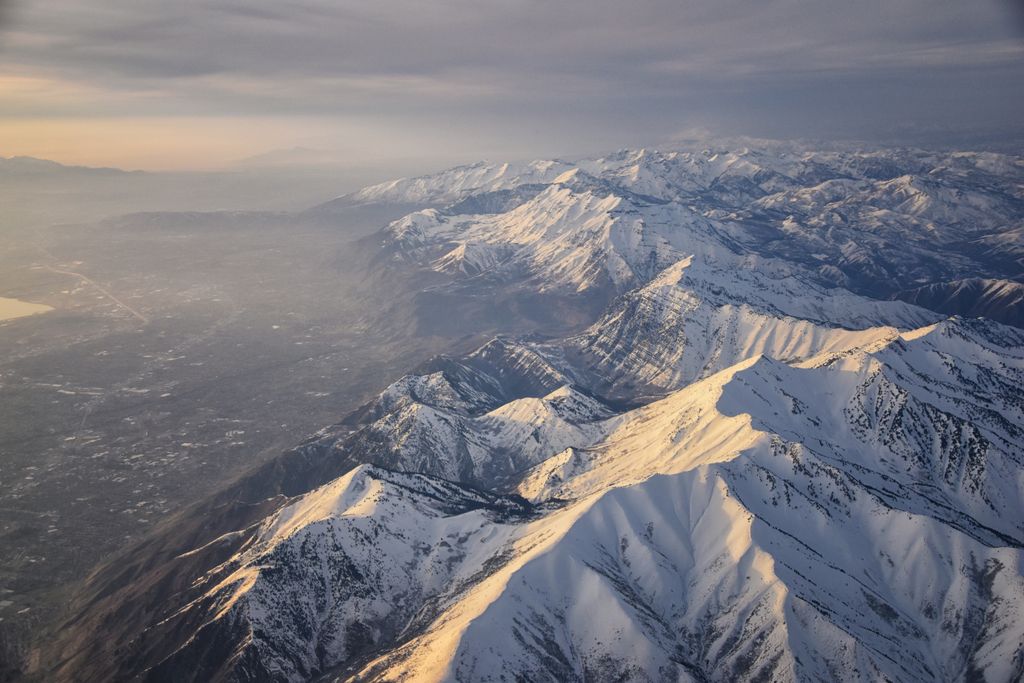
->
[403,319,1018,681]
[155,465,532,681]
[342,159,574,206]
[570,253,940,395]
[362,382,615,484]
[157,316,1024,682]
[359,144,1022,317]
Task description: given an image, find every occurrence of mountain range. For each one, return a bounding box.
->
[50,143,1024,682]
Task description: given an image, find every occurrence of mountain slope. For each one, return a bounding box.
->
[145,466,534,682]
[569,254,939,397]
[353,319,1024,682]
[317,160,573,209]
[136,318,1024,683]
[894,278,1024,328]
[369,145,1024,318]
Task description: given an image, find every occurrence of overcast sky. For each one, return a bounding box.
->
[1,0,1023,171]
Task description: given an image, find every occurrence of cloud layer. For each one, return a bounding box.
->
[2,0,1023,169]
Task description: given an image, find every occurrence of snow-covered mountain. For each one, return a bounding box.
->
[50,143,1024,683]
[318,159,573,208]
[131,318,1024,683]
[357,145,1023,332]
[568,253,939,397]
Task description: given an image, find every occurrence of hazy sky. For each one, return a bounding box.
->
[2,0,1023,171]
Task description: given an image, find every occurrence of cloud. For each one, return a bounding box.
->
[0,0,1022,168]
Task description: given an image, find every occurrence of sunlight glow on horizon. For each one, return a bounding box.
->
[0,115,376,171]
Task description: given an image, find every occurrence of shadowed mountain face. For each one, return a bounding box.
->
[45,143,1024,683]
[894,278,1024,328]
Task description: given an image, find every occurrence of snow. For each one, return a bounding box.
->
[179,313,1024,681]
[344,159,574,206]
[353,318,1024,681]
[571,253,937,394]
